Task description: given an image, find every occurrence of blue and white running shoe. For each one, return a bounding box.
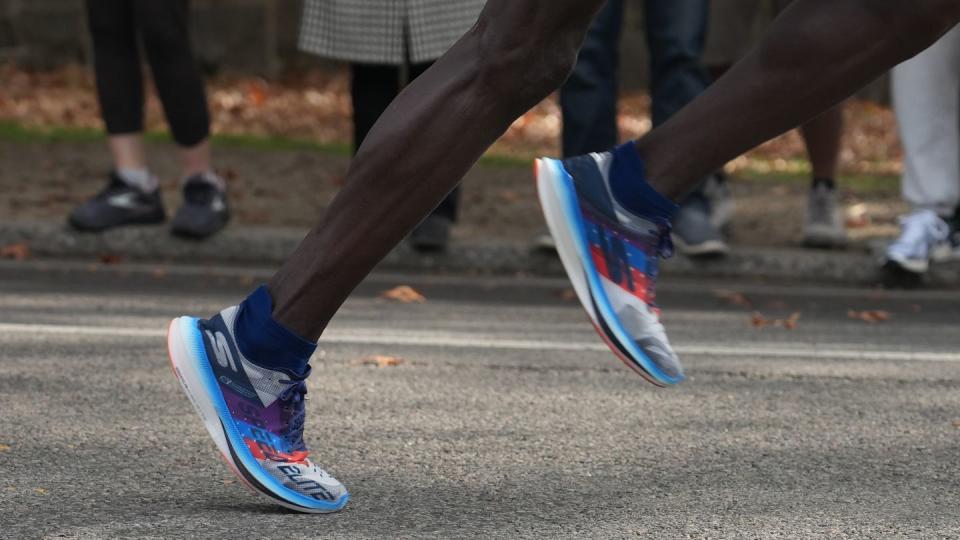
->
[167,306,348,513]
[536,152,684,387]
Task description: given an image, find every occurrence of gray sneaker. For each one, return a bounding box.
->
[803,184,847,248]
[673,192,729,257]
[703,172,735,234]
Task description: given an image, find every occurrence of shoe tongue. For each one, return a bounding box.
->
[279,380,308,451]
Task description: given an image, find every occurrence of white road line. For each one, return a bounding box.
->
[1,322,958,363]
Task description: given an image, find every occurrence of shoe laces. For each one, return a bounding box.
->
[808,185,837,224]
[653,219,675,259]
[894,210,950,252]
[278,380,308,452]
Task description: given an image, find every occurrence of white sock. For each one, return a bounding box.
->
[117,168,158,193]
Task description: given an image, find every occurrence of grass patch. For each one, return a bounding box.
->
[0,120,533,167]
[0,120,903,189]
[734,158,899,195]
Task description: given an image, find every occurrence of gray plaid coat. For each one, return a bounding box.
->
[299,0,486,65]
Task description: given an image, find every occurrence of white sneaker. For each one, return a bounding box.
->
[884,209,950,274]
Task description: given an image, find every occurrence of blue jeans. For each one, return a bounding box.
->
[560,0,710,157]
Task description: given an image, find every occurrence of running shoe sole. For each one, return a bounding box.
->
[167,316,349,513]
[535,158,683,387]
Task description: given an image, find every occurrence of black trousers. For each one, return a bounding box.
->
[86,0,210,147]
[351,63,460,222]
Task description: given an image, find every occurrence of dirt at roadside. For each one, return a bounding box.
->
[0,138,906,250]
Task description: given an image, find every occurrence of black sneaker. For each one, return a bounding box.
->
[672,191,729,258]
[410,214,451,253]
[170,175,230,240]
[69,172,166,232]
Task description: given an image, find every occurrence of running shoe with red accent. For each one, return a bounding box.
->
[167,305,348,513]
[536,150,684,387]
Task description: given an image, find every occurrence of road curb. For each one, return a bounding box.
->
[1,221,958,287]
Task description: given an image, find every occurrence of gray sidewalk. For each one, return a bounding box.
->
[3,220,959,288]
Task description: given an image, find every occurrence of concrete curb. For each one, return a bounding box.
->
[2,221,959,287]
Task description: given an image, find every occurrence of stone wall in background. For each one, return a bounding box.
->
[0,0,888,101]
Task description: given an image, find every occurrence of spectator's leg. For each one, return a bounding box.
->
[134,0,229,238]
[559,0,624,157]
[800,103,848,247]
[646,0,728,256]
[881,25,960,275]
[644,0,710,127]
[85,0,147,174]
[800,106,844,184]
[70,0,166,233]
[133,0,212,176]
[893,26,960,218]
[351,64,402,154]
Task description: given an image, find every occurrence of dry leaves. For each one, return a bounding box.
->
[847,310,891,324]
[98,254,123,265]
[0,242,30,261]
[751,312,801,330]
[715,289,753,309]
[33,488,47,495]
[381,286,426,304]
[557,288,577,302]
[951,420,960,429]
[0,64,905,176]
[354,355,405,368]
[0,443,10,452]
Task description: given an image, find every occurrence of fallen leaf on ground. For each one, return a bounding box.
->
[751,312,773,328]
[381,285,426,304]
[498,189,520,203]
[354,355,405,368]
[33,488,47,495]
[847,310,891,323]
[557,288,577,302]
[715,289,753,309]
[0,242,30,261]
[952,420,960,429]
[0,444,10,452]
[751,311,801,330]
[783,312,802,330]
[150,268,167,280]
[845,203,872,229]
[98,254,123,265]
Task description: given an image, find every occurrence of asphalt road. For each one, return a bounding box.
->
[1,260,959,539]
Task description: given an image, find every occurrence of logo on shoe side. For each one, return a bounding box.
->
[206,330,237,371]
[107,192,141,209]
[277,464,337,501]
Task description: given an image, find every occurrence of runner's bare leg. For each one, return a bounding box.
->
[270,0,960,340]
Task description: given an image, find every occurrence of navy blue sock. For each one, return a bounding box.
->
[234,285,316,379]
[608,142,679,222]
